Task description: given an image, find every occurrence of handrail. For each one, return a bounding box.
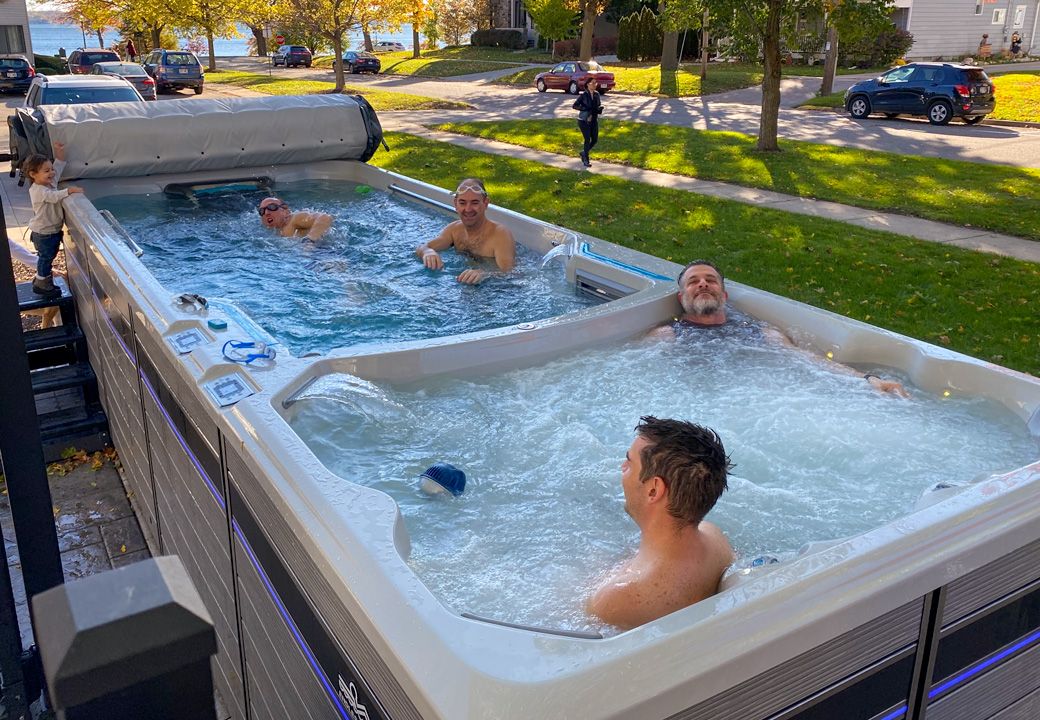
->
[99,209,144,257]
[387,183,454,212]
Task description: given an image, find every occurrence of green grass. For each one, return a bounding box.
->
[988,71,1040,123]
[313,45,553,75]
[799,93,845,108]
[379,57,523,77]
[434,119,1040,241]
[495,63,764,97]
[205,70,470,110]
[371,132,1039,375]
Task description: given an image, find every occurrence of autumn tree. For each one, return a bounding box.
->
[434,0,474,46]
[56,0,117,47]
[571,0,608,60]
[525,0,578,58]
[278,0,365,89]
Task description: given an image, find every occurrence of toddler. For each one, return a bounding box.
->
[24,142,83,299]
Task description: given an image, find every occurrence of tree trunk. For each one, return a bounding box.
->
[207,30,216,71]
[757,0,783,151]
[700,7,708,80]
[250,25,268,56]
[333,33,345,91]
[96,29,104,47]
[820,23,839,96]
[579,0,596,61]
[412,24,421,58]
[363,27,373,52]
[151,27,161,51]
[661,30,678,70]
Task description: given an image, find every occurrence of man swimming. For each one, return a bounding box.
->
[257,197,332,241]
[652,260,909,396]
[587,416,734,630]
[414,178,516,285]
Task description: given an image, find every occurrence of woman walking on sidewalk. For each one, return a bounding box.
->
[573,77,603,168]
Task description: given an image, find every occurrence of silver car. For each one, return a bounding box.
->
[91,61,157,100]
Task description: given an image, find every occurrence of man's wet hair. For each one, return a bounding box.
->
[635,416,731,526]
[677,259,724,288]
[454,177,488,198]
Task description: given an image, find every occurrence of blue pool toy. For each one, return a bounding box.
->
[419,463,466,497]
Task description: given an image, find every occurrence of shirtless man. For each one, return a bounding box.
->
[257,197,332,241]
[588,416,733,631]
[415,178,516,285]
[653,260,909,396]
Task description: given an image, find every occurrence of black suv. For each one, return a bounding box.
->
[844,63,995,126]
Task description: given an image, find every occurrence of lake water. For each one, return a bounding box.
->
[28,19,415,58]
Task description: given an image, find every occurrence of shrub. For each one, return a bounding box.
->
[618,7,661,61]
[553,38,579,58]
[34,54,66,74]
[840,26,913,67]
[470,28,526,49]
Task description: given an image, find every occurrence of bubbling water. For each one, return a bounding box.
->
[94,181,596,356]
[288,329,1038,634]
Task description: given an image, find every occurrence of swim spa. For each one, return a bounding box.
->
[39,96,1040,720]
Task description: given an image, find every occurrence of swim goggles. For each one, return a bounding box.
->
[452,183,487,198]
[222,340,277,365]
[257,202,288,215]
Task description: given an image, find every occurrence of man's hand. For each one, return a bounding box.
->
[456,269,484,285]
[422,248,444,270]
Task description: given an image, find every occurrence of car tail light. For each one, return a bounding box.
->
[143,78,155,85]
[954,84,970,97]
[27,67,34,77]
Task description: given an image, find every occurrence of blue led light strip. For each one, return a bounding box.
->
[877,705,907,720]
[579,242,673,281]
[232,519,352,719]
[929,627,1040,698]
[74,251,352,715]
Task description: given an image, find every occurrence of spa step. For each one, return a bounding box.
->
[38,405,110,460]
[15,277,73,312]
[24,325,87,370]
[30,364,97,395]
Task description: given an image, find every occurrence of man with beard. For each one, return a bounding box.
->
[415,178,516,285]
[652,260,908,396]
[587,416,734,630]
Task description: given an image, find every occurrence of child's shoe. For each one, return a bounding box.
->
[32,276,62,299]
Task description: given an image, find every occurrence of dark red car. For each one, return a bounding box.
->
[535,61,615,94]
[65,48,121,75]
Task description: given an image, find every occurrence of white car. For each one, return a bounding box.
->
[372,41,406,53]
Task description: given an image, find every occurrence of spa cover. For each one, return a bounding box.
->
[28,94,384,180]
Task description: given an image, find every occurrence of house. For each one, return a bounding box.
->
[0,0,33,57]
[492,0,539,46]
[893,0,1038,59]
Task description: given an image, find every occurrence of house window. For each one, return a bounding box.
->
[975,2,983,15]
[0,26,26,54]
[992,8,1006,24]
[1013,4,1027,27]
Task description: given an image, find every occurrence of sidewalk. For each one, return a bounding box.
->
[382,115,1040,263]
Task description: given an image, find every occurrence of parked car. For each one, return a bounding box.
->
[272,45,313,68]
[65,48,121,75]
[339,51,380,74]
[142,49,204,94]
[24,74,143,109]
[90,61,157,100]
[843,62,995,126]
[372,41,406,53]
[535,61,615,94]
[0,54,35,94]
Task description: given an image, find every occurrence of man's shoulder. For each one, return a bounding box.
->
[488,219,515,243]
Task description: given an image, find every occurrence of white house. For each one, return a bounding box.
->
[893,0,1038,59]
[0,0,33,56]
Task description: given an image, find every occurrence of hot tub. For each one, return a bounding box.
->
[39,96,1040,720]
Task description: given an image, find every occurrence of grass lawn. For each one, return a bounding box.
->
[371,133,1039,375]
[379,57,523,77]
[205,70,469,110]
[434,119,1040,241]
[495,63,763,97]
[800,71,1040,122]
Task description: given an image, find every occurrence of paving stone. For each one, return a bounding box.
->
[110,548,151,569]
[60,542,111,580]
[57,524,103,554]
[47,463,125,505]
[100,516,147,558]
[52,487,134,534]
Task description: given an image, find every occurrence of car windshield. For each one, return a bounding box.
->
[41,87,140,104]
[356,52,376,59]
[164,53,198,65]
[0,58,28,68]
[98,64,146,76]
[83,53,118,64]
[579,61,605,72]
[289,47,309,53]
[963,68,991,82]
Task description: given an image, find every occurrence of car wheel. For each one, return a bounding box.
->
[536,78,546,92]
[305,62,311,68]
[848,95,871,119]
[350,64,358,74]
[884,112,899,119]
[963,115,985,125]
[927,100,952,125]
[194,85,203,95]
[568,80,578,94]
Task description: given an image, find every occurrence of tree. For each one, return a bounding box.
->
[159,0,252,71]
[56,0,117,48]
[526,0,578,59]
[571,0,608,60]
[434,0,473,46]
[278,0,365,89]
[658,0,705,70]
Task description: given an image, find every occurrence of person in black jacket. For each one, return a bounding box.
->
[573,77,603,168]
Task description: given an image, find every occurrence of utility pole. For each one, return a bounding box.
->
[820,18,839,95]
[700,7,709,80]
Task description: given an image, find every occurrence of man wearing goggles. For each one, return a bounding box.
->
[257,197,332,241]
[414,178,515,285]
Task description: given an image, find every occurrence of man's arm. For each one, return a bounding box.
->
[416,224,457,270]
[455,226,516,285]
[291,211,332,241]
